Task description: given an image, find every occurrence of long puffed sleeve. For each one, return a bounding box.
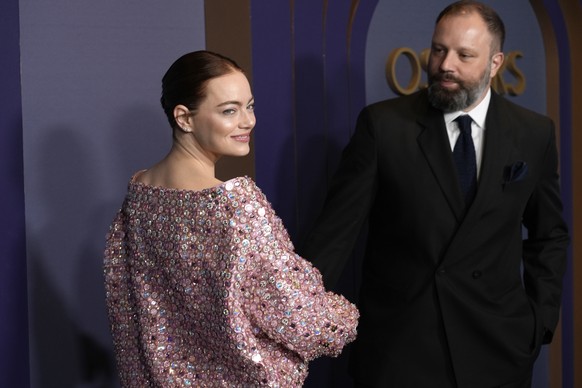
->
[224,178,359,362]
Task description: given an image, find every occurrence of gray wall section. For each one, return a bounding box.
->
[19,1,205,386]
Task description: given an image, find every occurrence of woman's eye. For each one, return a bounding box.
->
[247,103,255,112]
[223,109,236,115]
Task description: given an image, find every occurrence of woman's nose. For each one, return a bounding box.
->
[241,111,255,129]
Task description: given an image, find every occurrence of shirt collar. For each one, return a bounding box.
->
[443,88,491,128]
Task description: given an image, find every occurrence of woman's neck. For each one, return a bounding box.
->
[136,141,222,191]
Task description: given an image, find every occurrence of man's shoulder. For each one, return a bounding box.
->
[490,92,552,124]
[364,89,429,116]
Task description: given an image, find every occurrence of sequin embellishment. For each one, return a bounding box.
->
[104,176,358,387]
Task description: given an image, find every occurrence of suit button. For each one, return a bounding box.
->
[472,270,482,279]
[437,268,446,275]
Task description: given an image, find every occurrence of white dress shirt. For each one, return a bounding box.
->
[443,88,491,179]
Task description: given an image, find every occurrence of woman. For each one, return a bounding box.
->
[104,50,358,387]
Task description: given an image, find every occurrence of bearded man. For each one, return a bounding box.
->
[300,1,569,387]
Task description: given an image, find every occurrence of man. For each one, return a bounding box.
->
[300,1,569,387]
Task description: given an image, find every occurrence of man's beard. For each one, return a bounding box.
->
[427,64,491,112]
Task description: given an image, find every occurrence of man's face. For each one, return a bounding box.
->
[427,12,503,112]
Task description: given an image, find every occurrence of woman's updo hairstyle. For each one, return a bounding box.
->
[161,50,243,129]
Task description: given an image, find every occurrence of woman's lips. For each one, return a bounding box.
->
[231,135,251,142]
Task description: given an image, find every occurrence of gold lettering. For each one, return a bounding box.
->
[505,51,526,96]
[386,48,527,97]
[419,48,430,90]
[493,51,526,96]
[385,47,421,95]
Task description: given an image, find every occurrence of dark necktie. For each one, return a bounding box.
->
[453,115,477,206]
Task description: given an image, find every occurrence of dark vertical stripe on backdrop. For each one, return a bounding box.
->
[539,0,574,387]
[251,0,378,243]
[0,0,30,387]
[251,2,379,386]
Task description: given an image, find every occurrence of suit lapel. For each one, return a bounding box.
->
[444,93,515,262]
[415,92,515,257]
[467,93,513,217]
[417,101,465,222]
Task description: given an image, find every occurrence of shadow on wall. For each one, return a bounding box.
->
[27,126,119,388]
[28,245,117,388]
[27,106,168,387]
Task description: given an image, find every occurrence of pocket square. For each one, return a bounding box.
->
[504,161,528,184]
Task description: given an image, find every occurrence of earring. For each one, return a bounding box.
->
[181,126,191,133]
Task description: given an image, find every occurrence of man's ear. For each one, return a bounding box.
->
[489,51,505,79]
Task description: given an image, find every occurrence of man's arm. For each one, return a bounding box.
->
[522,122,570,343]
[300,107,379,289]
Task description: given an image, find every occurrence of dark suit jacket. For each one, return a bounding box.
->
[301,89,569,388]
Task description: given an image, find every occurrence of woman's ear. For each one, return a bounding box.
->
[174,104,193,132]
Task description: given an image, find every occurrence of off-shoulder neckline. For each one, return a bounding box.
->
[129,171,253,195]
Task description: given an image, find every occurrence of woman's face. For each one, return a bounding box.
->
[189,71,255,161]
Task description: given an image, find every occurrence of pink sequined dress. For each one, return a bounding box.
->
[104,175,359,387]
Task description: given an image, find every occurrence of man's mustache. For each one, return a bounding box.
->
[431,72,460,83]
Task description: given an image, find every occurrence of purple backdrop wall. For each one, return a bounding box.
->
[251,1,379,386]
[0,0,29,387]
[540,0,575,385]
[252,0,377,247]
